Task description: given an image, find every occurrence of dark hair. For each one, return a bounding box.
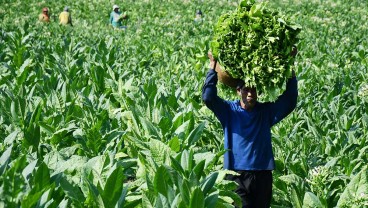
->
[236,79,245,90]
[196,10,202,15]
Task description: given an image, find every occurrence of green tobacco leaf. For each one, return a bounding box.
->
[0,145,12,175]
[189,187,205,208]
[21,192,44,208]
[150,138,172,165]
[60,176,85,204]
[44,151,87,174]
[279,174,305,208]
[204,192,218,208]
[337,166,368,207]
[17,58,32,85]
[139,116,161,138]
[102,166,125,208]
[142,191,154,207]
[173,119,190,135]
[290,185,302,208]
[154,165,172,198]
[200,172,218,195]
[33,162,51,192]
[4,130,20,145]
[219,190,242,208]
[117,186,129,208]
[186,122,205,146]
[193,160,206,181]
[36,188,53,207]
[155,193,170,208]
[210,0,300,101]
[179,179,191,206]
[168,136,180,152]
[85,155,109,180]
[23,101,42,150]
[170,156,185,176]
[303,192,323,208]
[22,159,37,184]
[21,163,52,208]
[180,149,194,172]
[85,179,105,208]
[58,198,69,208]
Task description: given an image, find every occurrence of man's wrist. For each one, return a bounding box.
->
[209,61,217,70]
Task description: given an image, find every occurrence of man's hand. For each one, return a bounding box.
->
[208,51,217,69]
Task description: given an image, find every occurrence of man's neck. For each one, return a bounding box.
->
[240,101,254,111]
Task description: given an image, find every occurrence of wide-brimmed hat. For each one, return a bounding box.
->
[113,5,119,10]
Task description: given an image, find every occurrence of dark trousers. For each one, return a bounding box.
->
[226,170,272,208]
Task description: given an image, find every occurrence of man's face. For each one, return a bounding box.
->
[114,8,119,12]
[238,86,258,109]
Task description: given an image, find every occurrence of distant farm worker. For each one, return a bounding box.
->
[202,47,298,207]
[194,9,203,22]
[39,7,50,23]
[59,6,73,26]
[110,5,128,30]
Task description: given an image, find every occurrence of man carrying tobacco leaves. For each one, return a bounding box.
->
[202,0,300,206]
[202,47,298,207]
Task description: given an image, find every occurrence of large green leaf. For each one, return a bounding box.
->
[186,122,205,147]
[193,160,206,181]
[23,101,42,151]
[0,145,12,175]
[302,192,323,208]
[279,174,305,208]
[337,166,368,207]
[189,187,204,208]
[22,159,37,185]
[3,130,20,145]
[102,166,125,208]
[85,178,105,208]
[204,192,218,208]
[33,162,51,193]
[200,172,218,195]
[149,138,173,165]
[16,58,32,86]
[60,176,85,204]
[179,179,191,206]
[139,116,161,139]
[168,136,181,152]
[154,165,172,198]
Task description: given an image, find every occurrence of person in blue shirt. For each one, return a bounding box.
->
[110,5,127,30]
[202,49,298,207]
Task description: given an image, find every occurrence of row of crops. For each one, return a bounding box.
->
[0,0,367,207]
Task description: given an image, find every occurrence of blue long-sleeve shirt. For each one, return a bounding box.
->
[202,69,298,170]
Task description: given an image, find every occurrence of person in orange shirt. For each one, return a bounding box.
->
[39,7,50,23]
[59,6,73,26]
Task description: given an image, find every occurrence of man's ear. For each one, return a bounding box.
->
[236,88,242,96]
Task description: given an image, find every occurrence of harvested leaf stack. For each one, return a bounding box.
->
[211,0,301,100]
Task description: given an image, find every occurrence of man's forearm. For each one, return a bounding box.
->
[202,69,218,105]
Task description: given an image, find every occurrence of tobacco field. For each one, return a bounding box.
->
[0,0,367,207]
